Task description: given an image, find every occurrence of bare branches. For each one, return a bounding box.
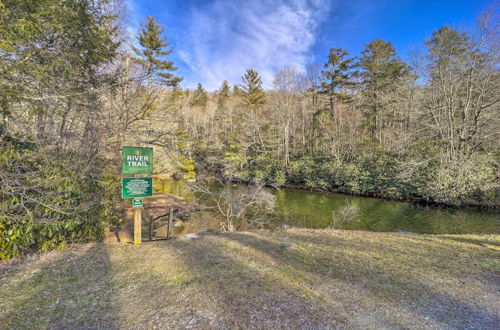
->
[187,179,275,232]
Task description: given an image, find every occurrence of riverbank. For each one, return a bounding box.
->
[158,173,500,209]
[155,179,500,235]
[1,229,499,328]
[281,182,500,209]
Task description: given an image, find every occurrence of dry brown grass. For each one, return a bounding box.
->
[1,229,499,329]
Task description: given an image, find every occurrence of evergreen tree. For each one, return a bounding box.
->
[0,0,119,137]
[133,16,182,87]
[191,83,208,107]
[357,39,409,141]
[321,48,355,115]
[217,80,231,107]
[240,69,266,108]
[232,84,241,96]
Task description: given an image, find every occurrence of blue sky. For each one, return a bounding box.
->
[125,0,495,90]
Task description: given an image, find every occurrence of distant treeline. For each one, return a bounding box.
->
[178,15,499,207]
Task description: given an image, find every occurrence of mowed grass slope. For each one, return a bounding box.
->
[1,229,499,329]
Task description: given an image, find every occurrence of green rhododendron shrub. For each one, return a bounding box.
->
[423,154,500,206]
[0,143,120,259]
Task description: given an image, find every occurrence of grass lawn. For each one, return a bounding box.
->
[1,229,499,329]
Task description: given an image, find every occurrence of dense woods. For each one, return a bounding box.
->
[0,0,498,258]
[176,13,500,207]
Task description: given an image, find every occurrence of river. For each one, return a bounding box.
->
[155,179,499,235]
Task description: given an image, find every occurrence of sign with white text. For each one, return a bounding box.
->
[132,198,143,208]
[122,177,153,199]
[122,146,153,174]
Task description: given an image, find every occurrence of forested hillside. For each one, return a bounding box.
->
[0,0,498,258]
[176,15,500,207]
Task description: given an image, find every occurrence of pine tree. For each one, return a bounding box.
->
[358,39,409,141]
[232,84,241,96]
[133,16,182,87]
[217,80,231,107]
[321,48,355,115]
[240,69,266,108]
[0,0,119,136]
[191,83,208,107]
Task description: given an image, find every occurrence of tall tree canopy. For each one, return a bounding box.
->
[0,0,120,148]
[321,48,355,114]
[133,16,181,87]
[0,0,122,259]
[240,69,266,108]
[358,39,410,141]
[217,80,231,107]
[424,26,499,157]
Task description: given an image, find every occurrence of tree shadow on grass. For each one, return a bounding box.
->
[91,234,346,328]
[222,231,500,329]
[167,233,347,328]
[0,244,118,329]
[282,230,497,273]
[3,231,495,328]
[435,235,500,248]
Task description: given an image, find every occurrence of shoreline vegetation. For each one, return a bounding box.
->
[1,228,499,328]
[155,174,500,210]
[279,182,500,209]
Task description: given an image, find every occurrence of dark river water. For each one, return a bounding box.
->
[155,180,499,235]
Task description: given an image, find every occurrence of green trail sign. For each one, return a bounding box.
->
[122,146,153,174]
[132,198,143,208]
[122,177,153,199]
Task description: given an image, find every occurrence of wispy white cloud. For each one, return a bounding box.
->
[177,49,194,68]
[123,0,142,50]
[179,0,331,90]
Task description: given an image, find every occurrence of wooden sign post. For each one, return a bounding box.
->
[132,199,143,245]
[121,146,153,245]
[133,208,142,245]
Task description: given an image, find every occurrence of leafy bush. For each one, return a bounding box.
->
[177,155,196,179]
[288,157,329,189]
[358,152,416,199]
[0,144,120,259]
[319,161,366,194]
[423,153,500,205]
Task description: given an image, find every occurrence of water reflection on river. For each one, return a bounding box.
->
[155,180,499,235]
